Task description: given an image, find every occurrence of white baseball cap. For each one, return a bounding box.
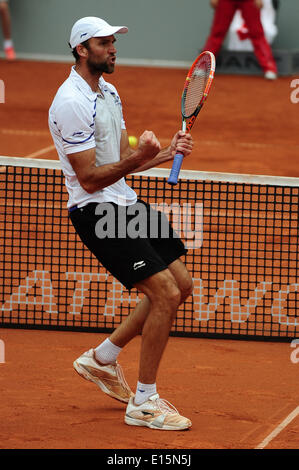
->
[69,16,128,49]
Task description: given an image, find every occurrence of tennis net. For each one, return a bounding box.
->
[0,156,298,341]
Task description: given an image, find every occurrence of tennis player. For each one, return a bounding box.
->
[49,17,193,430]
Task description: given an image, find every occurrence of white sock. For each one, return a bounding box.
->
[4,39,13,49]
[94,338,122,365]
[134,381,157,405]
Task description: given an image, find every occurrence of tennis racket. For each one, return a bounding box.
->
[167,51,215,185]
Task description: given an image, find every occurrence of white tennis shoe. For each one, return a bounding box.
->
[264,70,277,80]
[73,349,132,403]
[125,393,192,430]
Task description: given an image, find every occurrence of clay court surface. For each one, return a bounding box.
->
[0,59,299,450]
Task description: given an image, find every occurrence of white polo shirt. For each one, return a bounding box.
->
[48,66,137,208]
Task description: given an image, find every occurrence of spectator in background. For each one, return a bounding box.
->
[227,0,278,51]
[0,0,16,60]
[203,0,278,80]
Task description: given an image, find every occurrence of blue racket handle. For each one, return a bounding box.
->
[167,152,184,185]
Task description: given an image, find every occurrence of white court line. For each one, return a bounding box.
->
[0,128,50,137]
[0,145,56,170]
[25,144,56,159]
[0,127,55,161]
[255,405,299,449]
[2,128,298,151]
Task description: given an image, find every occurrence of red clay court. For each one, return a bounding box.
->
[0,59,299,450]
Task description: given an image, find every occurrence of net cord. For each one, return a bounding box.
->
[1,156,299,187]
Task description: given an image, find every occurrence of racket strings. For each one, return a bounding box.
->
[183,56,212,118]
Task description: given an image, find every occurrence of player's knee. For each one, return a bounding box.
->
[154,274,181,312]
[147,281,180,322]
[164,281,181,310]
[138,270,181,312]
[173,268,193,304]
[179,276,193,304]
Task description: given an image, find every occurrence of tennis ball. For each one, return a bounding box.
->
[129,135,138,148]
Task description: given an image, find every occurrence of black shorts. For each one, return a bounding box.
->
[69,200,187,290]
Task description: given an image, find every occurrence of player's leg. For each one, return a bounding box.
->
[82,259,191,407]
[108,296,150,348]
[203,0,238,56]
[73,262,189,409]
[168,258,193,304]
[88,260,192,412]
[107,258,192,348]
[241,0,277,77]
[133,268,181,384]
[124,268,192,430]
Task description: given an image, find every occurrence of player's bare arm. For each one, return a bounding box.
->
[68,131,161,193]
[120,129,193,173]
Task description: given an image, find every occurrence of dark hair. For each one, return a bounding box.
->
[69,39,90,62]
